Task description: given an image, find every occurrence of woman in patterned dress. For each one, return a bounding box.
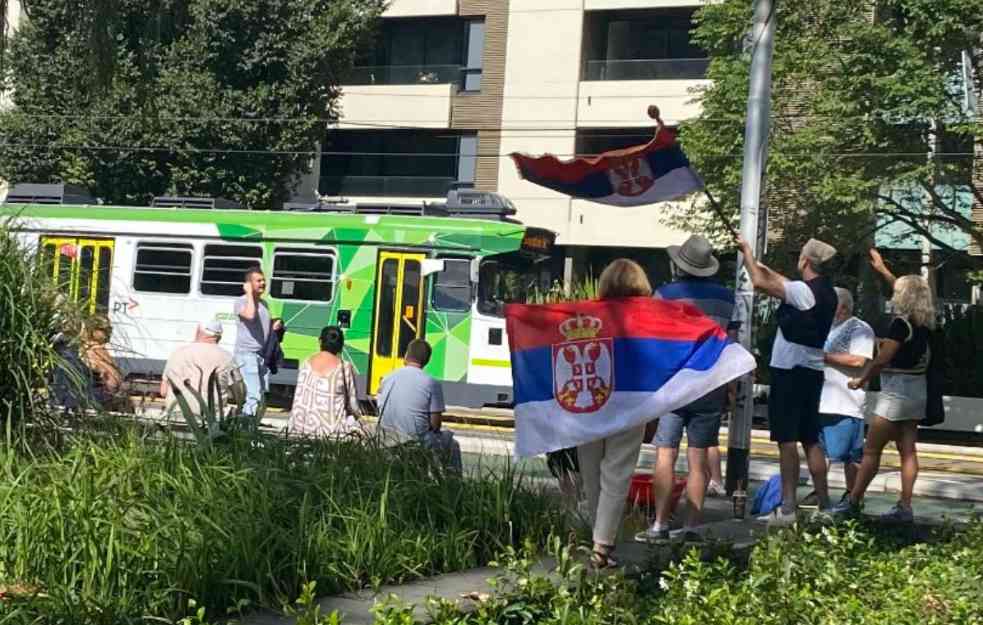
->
[289,326,363,437]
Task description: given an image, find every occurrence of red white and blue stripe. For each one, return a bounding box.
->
[505,297,755,458]
[510,130,704,206]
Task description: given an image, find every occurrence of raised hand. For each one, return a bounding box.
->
[869,248,886,271]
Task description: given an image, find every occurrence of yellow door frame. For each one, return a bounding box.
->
[369,250,427,395]
[39,236,115,313]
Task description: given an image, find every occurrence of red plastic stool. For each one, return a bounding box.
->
[627,473,687,513]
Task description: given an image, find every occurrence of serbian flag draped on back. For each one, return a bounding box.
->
[505,298,756,458]
[510,129,703,206]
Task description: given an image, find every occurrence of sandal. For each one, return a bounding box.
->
[590,545,619,569]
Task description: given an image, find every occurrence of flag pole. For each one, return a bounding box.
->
[703,189,740,242]
[728,0,776,498]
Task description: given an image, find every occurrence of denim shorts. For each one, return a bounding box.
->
[819,413,864,464]
[654,408,722,449]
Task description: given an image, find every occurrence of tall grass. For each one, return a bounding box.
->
[0,219,88,434]
[0,219,60,427]
[525,277,599,305]
[0,431,564,623]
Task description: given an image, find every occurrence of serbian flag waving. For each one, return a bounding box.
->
[510,129,703,206]
[505,298,755,458]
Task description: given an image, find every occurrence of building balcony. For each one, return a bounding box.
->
[337,83,455,129]
[577,78,707,127]
[383,0,458,18]
[345,64,464,86]
[583,58,709,81]
[319,176,466,198]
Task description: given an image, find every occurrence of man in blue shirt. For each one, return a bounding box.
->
[637,235,736,542]
[377,339,462,473]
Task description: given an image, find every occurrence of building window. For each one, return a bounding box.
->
[350,17,467,86]
[433,258,472,311]
[271,248,336,302]
[583,9,708,80]
[133,242,193,294]
[320,130,478,197]
[462,19,485,91]
[200,244,263,297]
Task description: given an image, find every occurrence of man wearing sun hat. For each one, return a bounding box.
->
[160,319,244,417]
[739,237,839,526]
[637,235,737,543]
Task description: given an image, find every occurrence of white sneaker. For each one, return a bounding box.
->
[706,481,725,498]
[634,523,671,543]
[758,508,797,528]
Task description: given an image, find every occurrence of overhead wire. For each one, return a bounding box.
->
[0,142,974,160]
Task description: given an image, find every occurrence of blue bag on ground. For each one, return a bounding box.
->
[751,474,783,516]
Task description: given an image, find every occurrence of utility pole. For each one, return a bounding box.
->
[727,0,776,496]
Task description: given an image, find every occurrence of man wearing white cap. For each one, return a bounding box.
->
[739,237,839,525]
[161,319,244,417]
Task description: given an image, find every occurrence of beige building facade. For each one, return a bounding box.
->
[322,0,711,277]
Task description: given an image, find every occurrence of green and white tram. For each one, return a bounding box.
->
[2,184,557,407]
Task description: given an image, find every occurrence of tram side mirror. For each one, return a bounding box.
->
[470,258,481,283]
[337,309,352,329]
[421,259,445,277]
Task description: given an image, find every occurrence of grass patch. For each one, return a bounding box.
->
[0,430,565,623]
[369,519,983,625]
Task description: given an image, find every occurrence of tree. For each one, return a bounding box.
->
[0,0,384,208]
[675,0,983,276]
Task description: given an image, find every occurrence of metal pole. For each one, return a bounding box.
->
[727,0,776,496]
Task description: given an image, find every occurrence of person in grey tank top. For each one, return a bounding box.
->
[234,266,272,418]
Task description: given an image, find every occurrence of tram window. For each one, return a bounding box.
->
[375,259,398,358]
[201,244,263,297]
[134,243,194,294]
[398,260,422,357]
[96,247,112,311]
[78,246,94,304]
[271,249,335,302]
[41,243,56,279]
[432,258,472,312]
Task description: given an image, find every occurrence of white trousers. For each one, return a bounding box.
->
[577,426,645,546]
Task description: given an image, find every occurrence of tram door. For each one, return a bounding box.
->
[39,237,115,314]
[369,251,426,395]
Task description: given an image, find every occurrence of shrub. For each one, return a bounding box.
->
[366,520,983,625]
[0,431,566,624]
[0,219,82,429]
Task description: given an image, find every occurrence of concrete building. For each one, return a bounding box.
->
[317,0,710,282]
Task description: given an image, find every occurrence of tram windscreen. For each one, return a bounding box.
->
[477,252,554,317]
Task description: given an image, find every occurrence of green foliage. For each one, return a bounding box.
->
[368,521,983,625]
[284,582,343,625]
[0,0,384,208]
[0,219,85,429]
[525,277,600,304]
[0,431,566,623]
[676,0,983,273]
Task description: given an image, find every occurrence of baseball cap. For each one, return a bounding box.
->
[801,238,837,266]
[201,319,224,336]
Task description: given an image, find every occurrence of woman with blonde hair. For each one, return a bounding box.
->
[579,258,652,568]
[832,250,935,522]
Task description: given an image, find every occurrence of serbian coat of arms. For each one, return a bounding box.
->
[552,314,614,413]
[608,156,654,197]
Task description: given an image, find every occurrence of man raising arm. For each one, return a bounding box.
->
[738,236,839,525]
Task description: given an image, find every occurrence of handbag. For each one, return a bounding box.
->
[923,327,946,427]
